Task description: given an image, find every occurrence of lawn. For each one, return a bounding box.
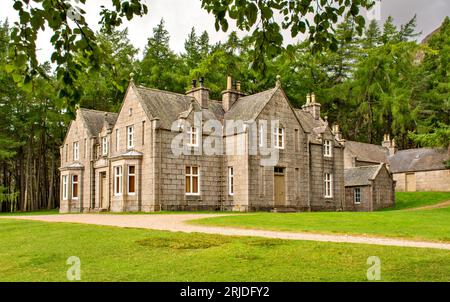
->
[190,192,450,243]
[0,219,449,281]
[389,191,450,210]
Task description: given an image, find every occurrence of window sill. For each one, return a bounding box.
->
[186,194,202,201]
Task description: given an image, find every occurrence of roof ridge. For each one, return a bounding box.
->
[344,164,380,170]
[136,85,192,99]
[79,108,117,115]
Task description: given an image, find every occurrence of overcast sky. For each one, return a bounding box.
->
[1,0,449,64]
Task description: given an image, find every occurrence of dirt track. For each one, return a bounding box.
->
[3,214,450,250]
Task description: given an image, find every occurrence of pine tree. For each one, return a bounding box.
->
[138,19,186,92]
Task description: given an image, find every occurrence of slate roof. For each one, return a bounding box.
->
[79,109,118,137]
[224,87,278,121]
[344,164,383,187]
[135,86,225,130]
[388,148,449,173]
[345,141,389,164]
[135,86,193,130]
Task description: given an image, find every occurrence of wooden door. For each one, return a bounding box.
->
[100,173,108,209]
[274,174,286,207]
[406,173,416,192]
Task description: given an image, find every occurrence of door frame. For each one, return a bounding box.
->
[273,167,286,207]
[100,172,108,209]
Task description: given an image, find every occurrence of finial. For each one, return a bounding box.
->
[129,72,135,82]
[276,75,281,87]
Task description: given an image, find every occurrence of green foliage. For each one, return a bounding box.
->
[1,219,450,281]
[9,0,148,112]
[0,187,19,204]
[137,19,186,93]
[75,28,138,112]
[201,0,374,73]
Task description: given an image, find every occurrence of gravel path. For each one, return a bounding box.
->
[405,200,450,211]
[3,214,450,250]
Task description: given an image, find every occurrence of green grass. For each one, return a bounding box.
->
[0,209,59,216]
[191,192,450,243]
[0,219,449,281]
[388,192,450,210]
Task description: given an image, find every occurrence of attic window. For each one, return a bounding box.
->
[273,127,285,149]
[324,140,332,157]
[187,126,199,147]
[128,108,133,116]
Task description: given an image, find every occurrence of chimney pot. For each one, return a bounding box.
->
[191,79,197,88]
[199,77,205,87]
[227,76,232,90]
[302,92,321,120]
[222,76,244,112]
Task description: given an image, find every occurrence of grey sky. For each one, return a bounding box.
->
[0,0,449,64]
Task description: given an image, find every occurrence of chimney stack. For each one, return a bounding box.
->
[186,77,210,109]
[302,93,321,120]
[382,134,397,156]
[221,75,245,112]
[332,124,344,142]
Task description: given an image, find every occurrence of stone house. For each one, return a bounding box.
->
[60,78,344,212]
[340,135,396,210]
[59,76,346,213]
[343,164,395,211]
[59,109,118,212]
[388,148,450,192]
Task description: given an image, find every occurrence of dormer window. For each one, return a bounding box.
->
[73,142,79,161]
[274,127,285,149]
[102,137,108,156]
[127,126,134,149]
[324,140,332,157]
[187,126,199,147]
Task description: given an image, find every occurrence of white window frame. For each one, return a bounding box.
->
[127,165,136,195]
[73,142,79,161]
[127,126,134,149]
[114,166,123,196]
[228,167,234,196]
[274,127,285,149]
[354,187,361,204]
[62,175,68,200]
[259,124,265,147]
[185,166,200,196]
[324,173,333,198]
[187,126,199,147]
[102,136,108,156]
[71,175,79,199]
[324,140,332,157]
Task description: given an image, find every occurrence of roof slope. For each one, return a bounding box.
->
[79,109,118,137]
[224,87,278,121]
[388,148,449,173]
[135,86,225,129]
[344,165,383,186]
[345,141,389,164]
[135,86,193,129]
